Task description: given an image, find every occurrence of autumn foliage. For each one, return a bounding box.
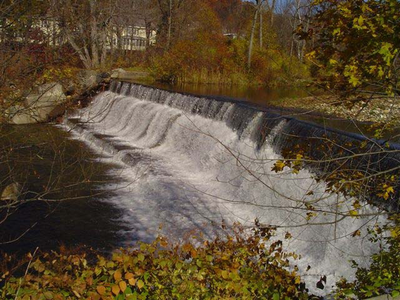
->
[1,224,313,299]
[302,0,400,101]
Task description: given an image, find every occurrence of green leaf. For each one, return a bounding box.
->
[125,287,133,295]
[137,280,145,289]
[44,291,54,299]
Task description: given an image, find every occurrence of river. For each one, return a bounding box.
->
[1,82,395,296]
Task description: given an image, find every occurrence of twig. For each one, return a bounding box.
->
[14,246,39,300]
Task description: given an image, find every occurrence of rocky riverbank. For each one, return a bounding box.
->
[0,68,153,125]
[274,94,400,126]
[1,70,110,125]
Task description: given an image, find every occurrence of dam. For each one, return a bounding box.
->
[61,81,400,295]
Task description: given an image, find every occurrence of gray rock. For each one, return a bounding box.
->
[9,82,67,124]
[111,68,127,79]
[1,183,22,202]
[111,68,149,81]
[78,70,102,89]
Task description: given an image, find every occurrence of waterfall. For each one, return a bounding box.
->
[63,81,399,296]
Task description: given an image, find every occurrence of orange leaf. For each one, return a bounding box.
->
[112,284,120,295]
[119,280,127,293]
[96,286,106,295]
[191,249,198,258]
[125,272,134,280]
[128,278,136,286]
[86,276,93,286]
[114,269,122,281]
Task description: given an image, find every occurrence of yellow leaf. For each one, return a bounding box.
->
[329,59,337,65]
[306,212,317,221]
[295,276,301,284]
[112,285,120,296]
[353,201,361,209]
[390,227,400,238]
[378,67,385,78]
[349,75,360,87]
[119,280,127,293]
[125,272,134,280]
[349,210,358,217]
[272,160,286,172]
[357,15,365,26]
[333,28,341,36]
[221,270,229,279]
[306,50,316,59]
[96,286,106,295]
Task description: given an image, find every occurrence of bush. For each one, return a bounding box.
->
[149,34,309,87]
[335,215,400,299]
[0,224,314,300]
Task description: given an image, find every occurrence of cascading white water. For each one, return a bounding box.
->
[63,87,386,296]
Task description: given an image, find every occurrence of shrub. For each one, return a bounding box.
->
[335,214,400,299]
[1,224,314,300]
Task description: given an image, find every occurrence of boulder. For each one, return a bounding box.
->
[1,183,22,202]
[10,82,67,125]
[111,68,127,79]
[78,70,103,89]
[111,68,149,81]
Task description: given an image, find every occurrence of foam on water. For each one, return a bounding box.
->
[63,89,387,296]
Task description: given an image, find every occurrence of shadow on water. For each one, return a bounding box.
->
[0,124,129,257]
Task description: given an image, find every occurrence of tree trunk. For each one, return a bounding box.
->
[89,0,100,69]
[270,0,276,26]
[259,11,263,48]
[248,4,259,69]
[65,32,93,69]
[167,0,172,49]
[145,21,152,48]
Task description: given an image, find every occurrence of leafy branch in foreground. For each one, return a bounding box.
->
[335,214,400,299]
[1,223,315,300]
[301,0,400,102]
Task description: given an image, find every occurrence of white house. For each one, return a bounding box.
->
[110,25,156,51]
[0,17,156,51]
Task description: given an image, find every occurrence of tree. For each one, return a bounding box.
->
[301,0,400,102]
[204,0,246,36]
[51,0,117,69]
[0,0,58,116]
[247,0,264,68]
[155,0,187,49]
